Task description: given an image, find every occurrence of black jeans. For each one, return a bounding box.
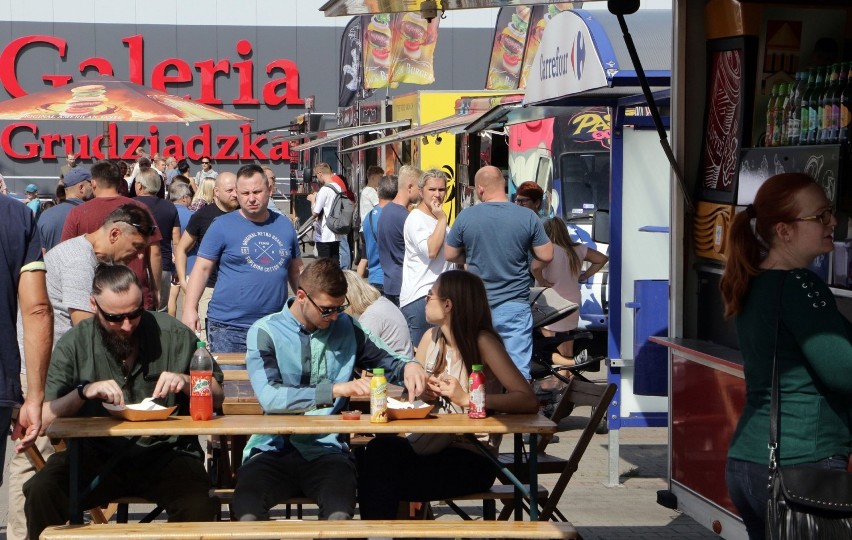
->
[316,241,340,264]
[726,455,848,540]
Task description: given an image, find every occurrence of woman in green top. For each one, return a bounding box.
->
[720,173,852,540]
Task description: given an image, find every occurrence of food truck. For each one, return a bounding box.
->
[659,1,852,537]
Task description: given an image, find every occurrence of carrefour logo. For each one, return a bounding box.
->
[539,30,586,82]
[572,30,586,80]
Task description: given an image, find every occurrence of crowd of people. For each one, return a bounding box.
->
[3,155,606,535]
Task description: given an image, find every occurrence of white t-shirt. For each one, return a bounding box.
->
[399,208,452,308]
[312,183,344,242]
[359,186,379,231]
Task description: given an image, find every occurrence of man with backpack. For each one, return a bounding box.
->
[311,163,354,265]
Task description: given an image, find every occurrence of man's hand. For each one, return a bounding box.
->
[12,398,42,452]
[332,378,371,398]
[403,361,427,402]
[182,307,201,332]
[83,380,126,408]
[153,372,190,399]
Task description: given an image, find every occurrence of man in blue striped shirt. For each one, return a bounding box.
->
[232,258,426,521]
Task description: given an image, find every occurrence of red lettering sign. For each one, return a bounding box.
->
[0,33,303,106]
[0,122,290,162]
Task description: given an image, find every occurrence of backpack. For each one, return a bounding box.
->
[325,183,355,235]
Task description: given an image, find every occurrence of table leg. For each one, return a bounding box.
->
[68,438,83,524]
[529,433,539,521]
[514,433,522,520]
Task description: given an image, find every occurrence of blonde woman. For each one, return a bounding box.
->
[533,216,607,364]
[343,270,413,357]
[189,177,215,212]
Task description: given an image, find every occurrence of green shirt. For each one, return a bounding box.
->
[728,269,852,465]
[48,311,224,460]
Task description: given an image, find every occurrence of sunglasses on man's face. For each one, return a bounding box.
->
[300,288,349,319]
[94,300,145,323]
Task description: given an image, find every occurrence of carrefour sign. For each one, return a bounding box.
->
[523,11,608,105]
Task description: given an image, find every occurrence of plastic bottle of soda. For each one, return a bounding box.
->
[468,364,486,419]
[370,368,388,423]
[190,341,214,421]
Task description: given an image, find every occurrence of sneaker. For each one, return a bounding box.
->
[572,350,599,369]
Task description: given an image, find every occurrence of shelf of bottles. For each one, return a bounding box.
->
[765,61,852,147]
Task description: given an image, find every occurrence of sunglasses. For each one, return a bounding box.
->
[117,219,157,237]
[201,161,211,165]
[300,288,349,319]
[94,300,145,323]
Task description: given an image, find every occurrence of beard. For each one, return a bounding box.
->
[95,317,138,362]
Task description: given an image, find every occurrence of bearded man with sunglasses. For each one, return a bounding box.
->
[231,258,427,522]
[23,264,224,540]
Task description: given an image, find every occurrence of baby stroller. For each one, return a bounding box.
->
[528,288,607,432]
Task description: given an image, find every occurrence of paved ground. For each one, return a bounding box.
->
[0,405,718,539]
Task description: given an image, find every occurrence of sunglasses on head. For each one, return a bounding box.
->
[94,300,145,323]
[299,288,349,318]
[118,219,157,236]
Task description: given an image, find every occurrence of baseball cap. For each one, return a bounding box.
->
[63,167,92,187]
[25,183,38,193]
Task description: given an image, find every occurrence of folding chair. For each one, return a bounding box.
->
[494,378,617,521]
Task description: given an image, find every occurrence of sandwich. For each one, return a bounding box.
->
[500,14,528,76]
[400,13,429,61]
[366,14,393,68]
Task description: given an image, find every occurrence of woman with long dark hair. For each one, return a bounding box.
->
[358,270,537,518]
[721,173,852,540]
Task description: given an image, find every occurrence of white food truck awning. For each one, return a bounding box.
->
[289,120,411,152]
[342,94,523,154]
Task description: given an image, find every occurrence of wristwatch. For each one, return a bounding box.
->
[76,381,90,400]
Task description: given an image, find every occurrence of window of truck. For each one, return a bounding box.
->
[559,152,610,220]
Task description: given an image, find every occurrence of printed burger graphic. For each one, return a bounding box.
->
[366,14,393,68]
[486,6,531,89]
[363,12,440,88]
[400,13,429,60]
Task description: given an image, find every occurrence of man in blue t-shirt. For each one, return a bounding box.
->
[445,166,553,379]
[363,175,398,293]
[182,164,304,353]
[376,166,421,306]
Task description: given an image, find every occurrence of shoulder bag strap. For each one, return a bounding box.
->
[768,271,790,472]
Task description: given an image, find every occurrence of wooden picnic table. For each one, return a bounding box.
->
[48,413,557,524]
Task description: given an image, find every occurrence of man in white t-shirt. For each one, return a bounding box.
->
[356,166,383,278]
[311,162,350,265]
[399,169,452,345]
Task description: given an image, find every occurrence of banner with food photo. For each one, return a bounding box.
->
[519,3,579,88]
[362,13,440,89]
[485,6,532,90]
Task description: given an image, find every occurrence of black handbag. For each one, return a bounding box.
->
[766,273,852,539]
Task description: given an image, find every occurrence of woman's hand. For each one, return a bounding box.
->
[435,374,469,408]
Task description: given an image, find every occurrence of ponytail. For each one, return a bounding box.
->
[719,173,818,318]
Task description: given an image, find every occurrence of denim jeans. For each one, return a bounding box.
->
[491,301,533,379]
[339,236,351,269]
[726,455,849,540]
[316,241,340,264]
[401,296,428,346]
[206,319,248,353]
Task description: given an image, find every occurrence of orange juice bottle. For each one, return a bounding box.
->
[370,368,388,423]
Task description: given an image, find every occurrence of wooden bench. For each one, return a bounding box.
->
[41,519,578,539]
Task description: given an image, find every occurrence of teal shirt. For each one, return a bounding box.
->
[728,269,852,465]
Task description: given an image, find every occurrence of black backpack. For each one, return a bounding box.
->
[325,183,355,235]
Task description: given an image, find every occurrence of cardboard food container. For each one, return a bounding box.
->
[386,398,433,420]
[103,401,177,421]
